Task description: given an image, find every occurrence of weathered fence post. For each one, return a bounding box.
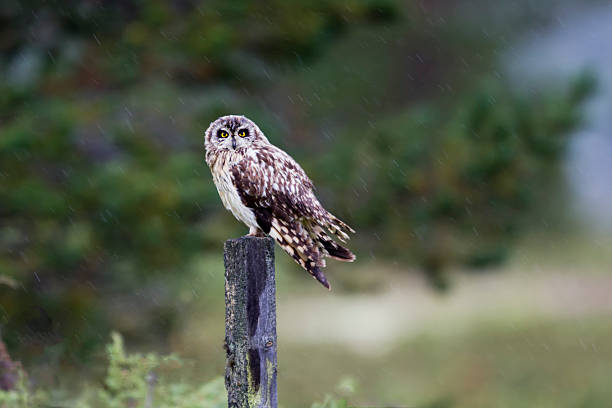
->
[224,236,278,408]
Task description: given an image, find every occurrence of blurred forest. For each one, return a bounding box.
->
[0,0,605,406]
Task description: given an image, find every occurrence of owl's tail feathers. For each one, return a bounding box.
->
[310,266,331,290]
[269,219,331,289]
[324,213,355,244]
[314,225,356,262]
[320,237,355,262]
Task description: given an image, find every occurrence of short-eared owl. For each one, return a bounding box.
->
[204,115,355,289]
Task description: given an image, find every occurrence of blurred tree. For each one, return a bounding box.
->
[321,75,594,289]
[0,0,593,362]
[0,0,397,358]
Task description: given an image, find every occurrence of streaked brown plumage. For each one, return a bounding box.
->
[204,115,355,289]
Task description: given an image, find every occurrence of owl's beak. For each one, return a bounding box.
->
[231,137,237,150]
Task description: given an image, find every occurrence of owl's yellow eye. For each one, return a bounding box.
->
[238,129,249,138]
[218,130,229,138]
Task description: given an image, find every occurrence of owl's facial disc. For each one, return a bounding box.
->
[214,126,236,150]
[204,115,269,154]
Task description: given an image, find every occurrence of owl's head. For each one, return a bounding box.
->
[204,115,268,155]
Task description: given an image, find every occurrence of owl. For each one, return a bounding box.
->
[204,115,355,289]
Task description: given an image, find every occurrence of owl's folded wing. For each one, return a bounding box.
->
[229,145,355,289]
[229,147,318,233]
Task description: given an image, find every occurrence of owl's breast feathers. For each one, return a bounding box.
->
[229,145,355,289]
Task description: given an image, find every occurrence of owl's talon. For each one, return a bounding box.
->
[247,227,266,237]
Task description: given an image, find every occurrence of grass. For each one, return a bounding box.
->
[8,313,611,407]
[169,239,612,407]
[510,230,612,274]
[278,315,612,407]
[6,239,611,407]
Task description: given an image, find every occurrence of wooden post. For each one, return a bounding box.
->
[224,236,278,408]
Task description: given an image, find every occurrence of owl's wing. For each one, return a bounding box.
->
[230,146,318,227]
[230,145,336,287]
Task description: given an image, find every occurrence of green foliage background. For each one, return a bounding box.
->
[0,332,356,407]
[0,0,596,401]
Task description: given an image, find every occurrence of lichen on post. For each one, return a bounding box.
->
[224,236,278,408]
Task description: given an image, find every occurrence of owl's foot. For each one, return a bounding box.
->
[246,226,266,237]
